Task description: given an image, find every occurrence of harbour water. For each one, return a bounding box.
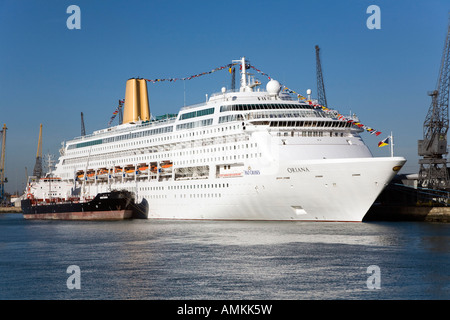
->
[0,212,449,300]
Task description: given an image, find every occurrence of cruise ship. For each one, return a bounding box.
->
[25,57,406,222]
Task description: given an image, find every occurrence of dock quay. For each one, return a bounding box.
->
[364,174,450,223]
[0,206,22,213]
[1,204,450,221]
[365,205,450,223]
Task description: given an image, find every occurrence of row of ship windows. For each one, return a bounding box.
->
[177,111,331,128]
[69,111,349,153]
[176,143,257,156]
[69,120,241,151]
[177,103,314,121]
[140,183,230,191]
[140,183,231,199]
[276,131,346,137]
[68,116,351,156]
[144,193,222,199]
[175,153,262,166]
[219,103,314,112]
[269,120,352,128]
[65,137,253,164]
[63,140,259,170]
[74,152,262,170]
[179,107,215,120]
[69,125,174,150]
[67,125,243,156]
[68,126,349,161]
[176,119,213,130]
[70,103,341,152]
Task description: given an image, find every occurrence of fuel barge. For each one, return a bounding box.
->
[21,190,139,220]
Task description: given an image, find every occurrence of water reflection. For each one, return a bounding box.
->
[0,216,449,299]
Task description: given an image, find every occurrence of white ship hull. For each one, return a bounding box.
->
[84,157,404,222]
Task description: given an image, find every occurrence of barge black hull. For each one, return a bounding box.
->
[21,190,144,220]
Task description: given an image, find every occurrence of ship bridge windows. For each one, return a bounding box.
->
[180,107,215,120]
[68,139,102,150]
[219,114,244,123]
[276,131,347,138]
[247,110,327,119]
[220,103,314,112]
[268,120,352,128]
[176,118,213,131]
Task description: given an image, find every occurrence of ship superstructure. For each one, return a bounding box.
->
[26,57,406,221]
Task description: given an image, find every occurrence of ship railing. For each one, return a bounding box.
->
[180,101,209,111]
[209,88,241,96]
[209,89,299,99]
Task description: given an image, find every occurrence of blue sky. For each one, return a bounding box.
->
[0,0,449,193]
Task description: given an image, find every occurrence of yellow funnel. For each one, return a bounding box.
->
[122,78,150,124]
[123,78,140,123]
[138,79,150,121]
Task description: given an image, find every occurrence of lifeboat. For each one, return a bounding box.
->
[160,161,173,173]
[96,168,108,179]
[125,166,136,177]
[86,171,95,180]
[77,171,84,180]
[138,165,149,174]
[113,167,123,177]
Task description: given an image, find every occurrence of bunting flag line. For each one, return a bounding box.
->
[144,63,239,83]
[248,64,272,80]
[248,63,382,136]
[108,99,124,126]
[140,61,382,136]
[378,136,390,147]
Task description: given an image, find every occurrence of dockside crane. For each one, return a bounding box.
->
[0,124,7,205]
[315,45,328,107]
[118,100,123,125]
[418,16,450,190]
[32,124,43,179]
[81,112,86,136]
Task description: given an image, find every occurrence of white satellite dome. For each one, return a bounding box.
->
[266,79,281,96]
